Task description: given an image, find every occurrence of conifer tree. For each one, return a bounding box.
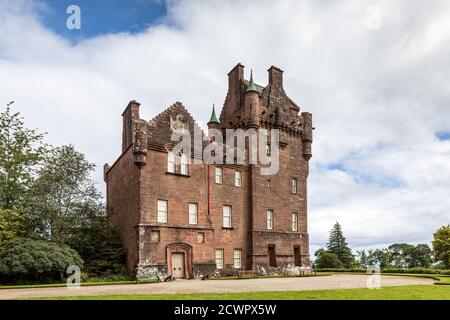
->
[326,222,355,268]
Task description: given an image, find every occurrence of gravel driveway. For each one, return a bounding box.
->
[0,274,434,299]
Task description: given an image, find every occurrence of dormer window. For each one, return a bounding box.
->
[167,151,175,173]
[181,153,188,175]
[167,150,189,175]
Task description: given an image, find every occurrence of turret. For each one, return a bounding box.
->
[133,119,148,168]
[301,112,313,161]
[207,104,220,128]
[244,70,259,129]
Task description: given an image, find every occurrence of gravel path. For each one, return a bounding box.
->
[0,274,434,299]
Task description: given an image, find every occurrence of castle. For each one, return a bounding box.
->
[104,63,314,279]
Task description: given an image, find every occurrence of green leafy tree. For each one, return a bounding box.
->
[66,215,126,276]
[356,250,368,268]
[0,104,47,210]
[0,237,83,280]
[432,225,450,269]
[326,222,355,268]
[387,243,415,268]
[0,209,24,249]
[315,252,342,269]
[28,145,102,244]
[408,244,432,268]
[365,249,387,268]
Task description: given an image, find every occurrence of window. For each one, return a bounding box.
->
[189,203,198,225]
[167,151,175,173]
[215,249,224,269]
[267,179,271,187]
[151,230,160,242]
[180,153,188,175]
[223,205,232,228]
[292,178,297,194]
[234,249,242,268]
[294,246,301,267]
[292,212,298,232]
[265,143,271,156]
[266,210,274,230]
[215,167,223,184]
[268,245,277,267]
[197,232,205,244]
[235,171,241,187]
[157,200,168,223]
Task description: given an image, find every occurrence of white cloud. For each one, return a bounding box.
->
[0,0,449,252]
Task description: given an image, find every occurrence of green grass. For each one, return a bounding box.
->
[382,273,450,285]
[33,285,450,300]
[314,271,450,285]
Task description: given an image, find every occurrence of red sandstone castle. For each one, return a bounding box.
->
[104,64,314,279]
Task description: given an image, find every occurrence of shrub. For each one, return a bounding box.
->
[315,252,342,268]
[0,237,83,282]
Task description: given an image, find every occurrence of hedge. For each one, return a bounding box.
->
[315,268,450,275]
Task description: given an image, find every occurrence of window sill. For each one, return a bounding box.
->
[222,227,234,230]
[166,171,190,177]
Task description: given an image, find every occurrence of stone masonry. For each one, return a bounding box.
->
[104,63,314,279]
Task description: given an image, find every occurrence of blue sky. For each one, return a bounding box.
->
[37,0,167,41]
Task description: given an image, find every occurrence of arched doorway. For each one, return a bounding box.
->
[166,243,193,279]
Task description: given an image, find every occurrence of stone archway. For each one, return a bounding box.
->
[166,243,193,279]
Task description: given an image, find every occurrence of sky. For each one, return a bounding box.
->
[0,0,449,255]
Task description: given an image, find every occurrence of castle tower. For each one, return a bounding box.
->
[244,70,259,130]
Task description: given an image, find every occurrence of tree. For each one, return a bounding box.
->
[408,244,432,268]
[356,250,368,268]
[387,243,415,268]
[326,222,355,268]
[66,215,126,276]
[432,225,450,269]
[0,209,24,250]
[315,252,342,268]
[27,145,102,244]
[0,104,47,210]
[366,249,391,268]
[0,237,83,281]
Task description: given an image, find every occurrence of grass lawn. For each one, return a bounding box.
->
[34,285,450,300]
[314,272,450,285]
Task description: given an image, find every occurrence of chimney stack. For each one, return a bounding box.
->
[122,100,140,152]
[268,66,284,89]
[228,63,244,94]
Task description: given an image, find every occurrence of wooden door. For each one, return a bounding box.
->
[171,253,185,278]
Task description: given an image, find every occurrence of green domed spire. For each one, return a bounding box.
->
[208,104,219,124]
[246,69,257,93]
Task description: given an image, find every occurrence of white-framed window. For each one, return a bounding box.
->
[223,205,232,228]
[215,249,224,269]
[215,167,223,184]
[167,151,175,173]
[292,212,298,232]
[265,143,271,156]
[189,203,198,225]
[233,249,242,268]
[266,209,274,230]
[180,153,188,175]
[292,178,297,194]
[157,200,168,223]
[235,171,241,187]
